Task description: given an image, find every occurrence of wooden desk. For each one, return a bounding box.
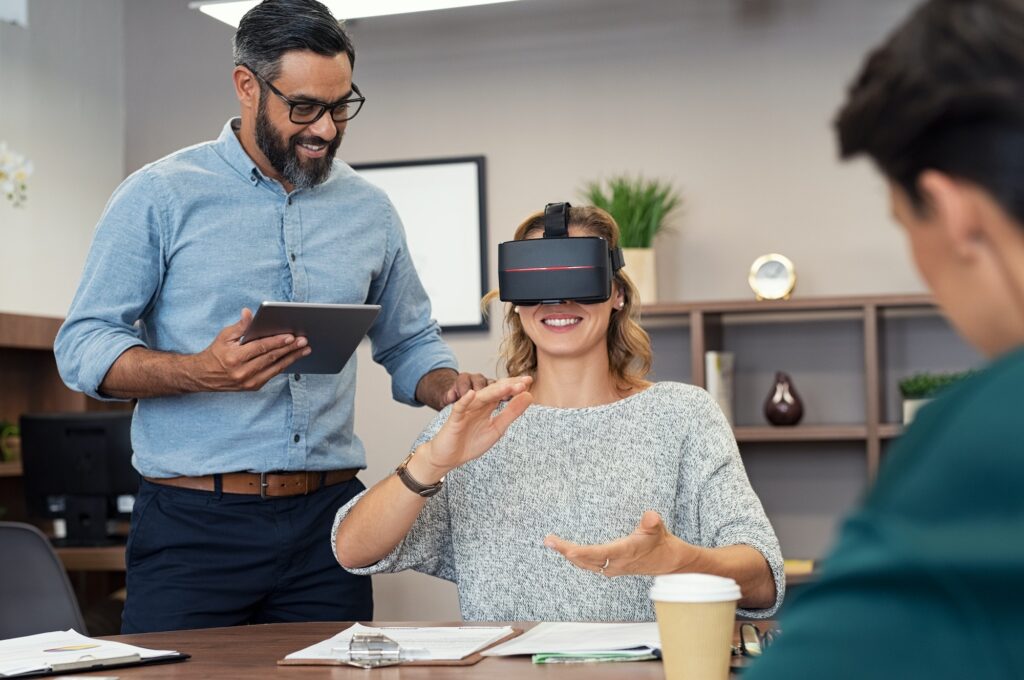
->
[56,545,126,572]
[100,621,770,678]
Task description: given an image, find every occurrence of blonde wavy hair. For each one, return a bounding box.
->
[483,206,653,390]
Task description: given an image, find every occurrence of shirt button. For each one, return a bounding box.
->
[287,197,293,205]
[294,374,301,381]
[290,253,296,262]
[293,434,300,443]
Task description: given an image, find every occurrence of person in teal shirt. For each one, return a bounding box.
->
[747,0,1024,678]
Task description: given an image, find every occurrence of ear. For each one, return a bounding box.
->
[917,170,984,260]
[233,65,260,113]
[613,280,626,310]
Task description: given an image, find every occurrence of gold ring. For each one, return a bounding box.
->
[599,557,610,576]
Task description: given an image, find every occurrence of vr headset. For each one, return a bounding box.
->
[498,202,625,306]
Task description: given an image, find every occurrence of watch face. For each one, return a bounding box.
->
[749,254,795,300]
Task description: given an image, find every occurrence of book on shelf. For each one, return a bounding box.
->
[705,351,735,425]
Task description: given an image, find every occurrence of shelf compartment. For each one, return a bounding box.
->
[0,461,23,477]
[733,425,867,442]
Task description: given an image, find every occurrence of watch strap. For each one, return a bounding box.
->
[395,452,444,498]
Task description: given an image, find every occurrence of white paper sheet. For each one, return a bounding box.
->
[0,629,178,677]
[482,622,661,656]
[284,623,515,662]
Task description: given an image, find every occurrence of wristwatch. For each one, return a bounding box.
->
[395,451,445,497]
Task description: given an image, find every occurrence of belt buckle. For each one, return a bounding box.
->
[260,472,270,499]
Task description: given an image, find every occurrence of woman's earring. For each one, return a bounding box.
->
[514,306,521,314]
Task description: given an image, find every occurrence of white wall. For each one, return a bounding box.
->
[10,0,934,620]
[0,0,124,318]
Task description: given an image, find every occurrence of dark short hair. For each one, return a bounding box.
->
[835,0,1024,224]
[233,0,355,81]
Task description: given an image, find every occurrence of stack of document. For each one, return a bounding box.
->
[483,622,661,664]
[283,623,516,663]
[0,630,184,678]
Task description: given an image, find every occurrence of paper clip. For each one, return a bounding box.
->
[332,632,419,669]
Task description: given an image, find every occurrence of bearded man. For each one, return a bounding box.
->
[55,0,485,633]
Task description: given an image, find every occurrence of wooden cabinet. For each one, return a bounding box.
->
[0,312,128,523]
[641,294,979,558]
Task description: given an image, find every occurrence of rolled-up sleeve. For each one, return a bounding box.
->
[365,204,457,406]
[54,170,164,400]
[682,391,786,618]
[331,408,456,580]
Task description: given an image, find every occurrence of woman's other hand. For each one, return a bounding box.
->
[544,511,698,577]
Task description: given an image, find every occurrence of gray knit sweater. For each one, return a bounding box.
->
[333,382,785,621]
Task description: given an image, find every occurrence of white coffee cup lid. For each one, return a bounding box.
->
[649,573,742,603]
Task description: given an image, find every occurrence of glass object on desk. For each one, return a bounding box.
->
[735,623,776,658]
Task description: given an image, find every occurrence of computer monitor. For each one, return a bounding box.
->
[20,411,136,546]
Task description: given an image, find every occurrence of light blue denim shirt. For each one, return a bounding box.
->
[55,119,457,477]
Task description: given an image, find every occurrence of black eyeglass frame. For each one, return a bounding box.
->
[241,64,365,125]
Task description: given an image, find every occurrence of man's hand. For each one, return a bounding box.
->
[415,368,493,411]
[193,308,311,391]
[544,511,699,578]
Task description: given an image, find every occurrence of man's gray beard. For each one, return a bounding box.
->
[255,96,340,190]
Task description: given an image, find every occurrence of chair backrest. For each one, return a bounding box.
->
[0,521,87,638]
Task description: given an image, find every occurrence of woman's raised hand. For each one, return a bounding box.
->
[419,376,533,475]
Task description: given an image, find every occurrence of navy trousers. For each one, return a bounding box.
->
[121,477,372,633]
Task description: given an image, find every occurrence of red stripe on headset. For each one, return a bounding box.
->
[503,265,596,272]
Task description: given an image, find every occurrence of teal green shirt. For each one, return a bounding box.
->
[747,347,1024,679]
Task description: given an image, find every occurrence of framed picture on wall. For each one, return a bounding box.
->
[353,156,489,333]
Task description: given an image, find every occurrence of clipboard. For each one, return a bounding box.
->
[277,627,521,668]
[6,651,190,678]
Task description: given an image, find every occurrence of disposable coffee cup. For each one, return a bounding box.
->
[650,574,741,680]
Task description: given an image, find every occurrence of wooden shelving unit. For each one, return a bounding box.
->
[0,311,129,521]
[639,293,967,481]
[0,461,23,477]
[733,425,868,443]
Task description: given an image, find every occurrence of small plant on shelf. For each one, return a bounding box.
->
[898,371,973,399]
[580,175,682,248]
[898,370,974,424]
[579,175,682,304]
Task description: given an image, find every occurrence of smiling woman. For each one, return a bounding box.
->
[332,205,785,622]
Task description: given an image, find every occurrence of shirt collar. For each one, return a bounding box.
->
[216,117,269,187]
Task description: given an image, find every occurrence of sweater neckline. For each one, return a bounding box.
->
[522,381,668,415]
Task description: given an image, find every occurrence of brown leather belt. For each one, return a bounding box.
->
[144,469,358,498]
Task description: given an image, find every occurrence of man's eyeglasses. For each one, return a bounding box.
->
[241,64,365,125]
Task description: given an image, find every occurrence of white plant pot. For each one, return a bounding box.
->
[902,398,932,425]
[622,247,657,305]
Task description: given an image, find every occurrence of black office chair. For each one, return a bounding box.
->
[0,521,88,638]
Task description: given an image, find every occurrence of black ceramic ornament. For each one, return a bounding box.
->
[764,371,804,426]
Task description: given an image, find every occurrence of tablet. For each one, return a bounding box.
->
[240,302,381,374]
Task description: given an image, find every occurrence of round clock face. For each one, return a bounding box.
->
[749,254,796,300]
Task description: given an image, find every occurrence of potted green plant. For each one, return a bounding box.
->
[898,371,973,424]
[581,175,682,304]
